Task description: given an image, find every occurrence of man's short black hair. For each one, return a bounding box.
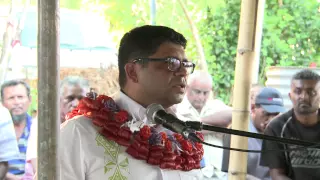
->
[292,69,320,82]
[118,25,187,89]
[1,79,31,101]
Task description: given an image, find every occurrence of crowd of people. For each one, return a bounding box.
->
[0,77,89,180]
[0,25,319,180]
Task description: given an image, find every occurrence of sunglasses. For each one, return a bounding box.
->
[133,57,195,74]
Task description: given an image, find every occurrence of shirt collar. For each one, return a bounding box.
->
[178,96,198,113]
[116,91,148,123]
[115,91,178,124]
[26,114,32,126]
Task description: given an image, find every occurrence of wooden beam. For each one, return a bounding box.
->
[37,0,60,179]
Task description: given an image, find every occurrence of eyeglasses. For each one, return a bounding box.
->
[133,57,195,74]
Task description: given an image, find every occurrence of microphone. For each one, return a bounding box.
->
[146,103,201,142]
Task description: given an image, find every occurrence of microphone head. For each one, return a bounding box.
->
[146,103,165,123]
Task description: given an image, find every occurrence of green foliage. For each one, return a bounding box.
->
[259,0,320,80]
[81,0,225,62]
[28,88,37,115]
[200,1,240,104]
[202,0,320,104]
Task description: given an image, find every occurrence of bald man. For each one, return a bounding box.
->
[176,70,231,179]
[176,70,231,126]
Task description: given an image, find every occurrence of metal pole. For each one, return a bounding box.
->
[37,0,60,179]
[150,0,156,25]
[252,0,265,84]
[228,0,258,180]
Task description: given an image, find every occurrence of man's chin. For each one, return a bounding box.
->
[170,94,184,104]
[296,108,317,115]
[12,114,26,124]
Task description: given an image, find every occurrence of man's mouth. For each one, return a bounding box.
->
[299,103,310,108]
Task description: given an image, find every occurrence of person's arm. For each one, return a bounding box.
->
[30,159,36,174]
[5,173,20,180]
[260,124,291,180]
[0,162,8,180]
[201,109,232,127]
[60,120,86,180]
[0,108,19,180]
[270,169,292,180]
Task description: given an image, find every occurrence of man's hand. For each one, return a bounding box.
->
[0,162,8,180]
[5,173,20,180]
[270,169,292,180]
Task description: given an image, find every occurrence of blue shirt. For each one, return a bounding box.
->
[8,114,32,175]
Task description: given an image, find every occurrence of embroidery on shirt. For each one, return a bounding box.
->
[96,134,129,180]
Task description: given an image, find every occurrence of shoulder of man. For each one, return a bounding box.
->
[60,115,98,137]
[202,99,231,115]
[0,106,11,123]
[206,99,229,107]
[265,109,293,135]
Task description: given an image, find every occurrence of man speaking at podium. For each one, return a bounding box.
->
[59,25,204,180]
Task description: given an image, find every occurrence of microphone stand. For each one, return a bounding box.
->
[185,121,318,148]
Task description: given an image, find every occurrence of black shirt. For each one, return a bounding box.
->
[260,109,320,180]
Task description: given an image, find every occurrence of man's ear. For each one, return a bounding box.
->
[251,104,256,113]
[28,95,32,104]
[288,92,292,101]
[125,63,138,83]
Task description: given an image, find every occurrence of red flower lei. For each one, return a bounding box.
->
[66,92,204,171]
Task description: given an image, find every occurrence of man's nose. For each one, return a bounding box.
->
[299,92,310,100]
[12,97,22,104]
[175,65,188,77]
[198,93,206,100]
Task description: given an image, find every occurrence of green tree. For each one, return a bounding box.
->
[202,0,320,104]
[80,0,225,62]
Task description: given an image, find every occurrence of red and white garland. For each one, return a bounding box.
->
[66,92,204,171]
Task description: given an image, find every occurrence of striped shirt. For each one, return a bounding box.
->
[8,114,32,175]
[0,106,19,162]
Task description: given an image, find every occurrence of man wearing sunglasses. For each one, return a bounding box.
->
[59,25,202,180]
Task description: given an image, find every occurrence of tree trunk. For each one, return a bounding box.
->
[177,0,208,71]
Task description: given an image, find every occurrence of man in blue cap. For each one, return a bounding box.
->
[221,87,286,180]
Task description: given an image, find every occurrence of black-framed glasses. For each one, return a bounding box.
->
[133,57,195,74]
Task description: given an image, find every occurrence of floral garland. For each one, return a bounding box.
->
[66,91,204,171]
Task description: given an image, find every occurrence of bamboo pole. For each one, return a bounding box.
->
[37,0,60,179]
[228,1,258,180]
[252,0,265,84]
